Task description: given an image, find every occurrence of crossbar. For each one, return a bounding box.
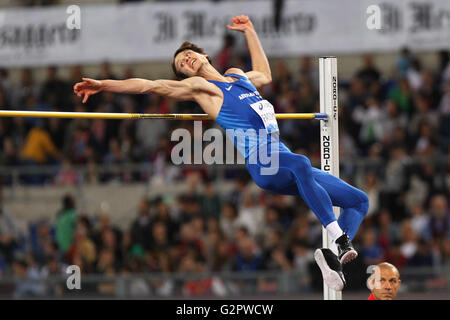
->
[0,110,328,120]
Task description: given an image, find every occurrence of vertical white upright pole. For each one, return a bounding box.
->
[319,57,341,300]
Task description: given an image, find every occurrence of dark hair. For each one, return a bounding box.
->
[224,202,238,216]
[0,68,8,78]
[171,41,211,80]
[224,34,236,47]
[62,194,75,211]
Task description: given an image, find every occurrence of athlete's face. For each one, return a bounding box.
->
[174,50,209,78]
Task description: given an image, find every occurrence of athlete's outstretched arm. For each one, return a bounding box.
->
[227,15,272,88]
[74,76,214,103]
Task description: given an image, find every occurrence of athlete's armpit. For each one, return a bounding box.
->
[245,70,272,89]
[224,68,271,89]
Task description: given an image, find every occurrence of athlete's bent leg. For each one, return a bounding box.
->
[247,151,339,231]
[311,167,369,240]
[246,151,352,288]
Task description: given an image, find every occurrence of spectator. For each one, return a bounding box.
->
[200,180,222,220]
[294,81,318,114]
[260,207,283,242]
[396,47,412,78]
[41,256,66,297]
[381,146,410,221]
[410,94,439,136]
[376,209,399,257]
[204,221,222,268]
[130,197,152,250]
[66,218,97,272]
[409,203,429,236]
[272,60,293,92]
[136,99,168,154]
[297,56,319,90]
[361,172,380,218]
[399,220,418,263]
[286,214,317,250]
[55,194,77,255]
[47,118,66,151]
[233,237,264,272]
[150,221,171,258]
[177,194,202,224]
[262,228,283,255]
[178,254,212,297]
[440,51,450,87]
[367,262,401,300]
[355,96,386,147]
[19,121,61,165]
[381,100,408,143]
[98,228,122,271]
[0,192,20,264]
[227,174,250,207]
[356,54,381,88]
[0,138,20,167]
[54,158,79,186]
[151,197,178,243]
[210,239,234,272]
[407,239,434,267]
[264,245,292,271]
[219,202,239,241]
[0,89,8,114]
[420,71,441,109]
[39,66,70,109]
[10,68,40,109]
[290,240,314,288]
[95,249,115,274]
[89,117,109,158]
[98,61,117,80]
[177,222,205,262]
[0,69,11,94]
[407,57,424,91]
[437,50,449,83]
[361,228,384,266]
[424,195,450,243]
[347,77,367,110]
[413,121,438,157]
[274,78,295,113]
[388,78,413,114]
[104,138,128,181]
[68,122,94,165]
[29,220,56,266]
[12,257,46,298]
[235,193,265,240]
[384,240,408,270]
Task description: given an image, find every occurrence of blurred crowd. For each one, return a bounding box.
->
[0,173,448,298]
[0,33,449,297]
[0,45,448,186]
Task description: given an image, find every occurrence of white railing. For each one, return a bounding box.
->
[0,267,448,299]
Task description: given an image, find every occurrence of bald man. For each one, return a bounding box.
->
[367,262,401,300]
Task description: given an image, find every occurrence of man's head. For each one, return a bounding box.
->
[172,42,212,80]
[430,194,448,219]
[368,262,401,300]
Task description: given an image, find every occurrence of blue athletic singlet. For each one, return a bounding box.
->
[207,73,369,240]
[207,73,290,159]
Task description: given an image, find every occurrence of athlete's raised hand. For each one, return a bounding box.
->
[74,78,103,103]
[227,15,255,33]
